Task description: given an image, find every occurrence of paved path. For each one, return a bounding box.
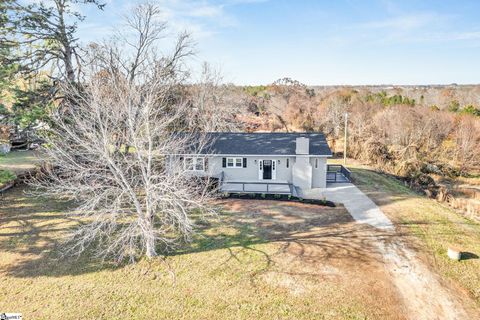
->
[302,183,394,230]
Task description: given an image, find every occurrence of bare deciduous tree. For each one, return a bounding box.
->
[186,63,244,132]
[453,116,480,174]
[34,2,216,262]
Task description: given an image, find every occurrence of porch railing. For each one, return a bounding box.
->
[220,180,294,195]
[326,164,351,183]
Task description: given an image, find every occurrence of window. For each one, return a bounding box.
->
[195,159,204,171]
[286,158,289,168]
[225,157,245,168]
[315,158,318,169]
[185,157,194,171]
[184,157,205,171]
[236,158,242,167]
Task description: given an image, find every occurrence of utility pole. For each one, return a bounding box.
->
[343,113,348,165]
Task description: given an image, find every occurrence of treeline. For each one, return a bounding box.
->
[241,81,480,185]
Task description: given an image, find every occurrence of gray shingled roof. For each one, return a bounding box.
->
[197,132,332,156]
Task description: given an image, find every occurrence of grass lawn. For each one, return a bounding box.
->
[0,186,406,320]
[2,159,479,319]
[0,150,40,175]
[341,160,480,305]
[0,169,16,185]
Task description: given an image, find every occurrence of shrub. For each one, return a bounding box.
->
[0,170,16,185]
[448,100,460,112]
[461,105,480,117]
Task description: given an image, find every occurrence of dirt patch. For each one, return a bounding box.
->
[378,240,473,320]
[219,199,408,319]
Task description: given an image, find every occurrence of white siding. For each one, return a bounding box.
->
[310,157,327,188]
[172,155,328,190]
[207,156,295,182]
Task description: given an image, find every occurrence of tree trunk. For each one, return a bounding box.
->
[331,138,336,155]
[57,1,75,83]
[145,236,157,258]
[64,46,75,83]
[145,213,157,258]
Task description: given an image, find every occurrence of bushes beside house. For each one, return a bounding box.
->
[222,192,335,207]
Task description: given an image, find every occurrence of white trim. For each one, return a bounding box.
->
[259,159,276,180]
[258,158,263,179]
[184,156,205,172]
[272,159,277,180]
[226,157,243,168]
[173,154,332,158]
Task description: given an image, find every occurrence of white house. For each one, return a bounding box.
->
[178,132,347,196]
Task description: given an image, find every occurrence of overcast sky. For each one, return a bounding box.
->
[76,0,480,85]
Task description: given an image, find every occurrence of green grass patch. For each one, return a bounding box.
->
[0,150,39,174]
[0,169,16,184]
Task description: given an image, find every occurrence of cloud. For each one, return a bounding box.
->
[225,0,270,4]
[75,0,232,42]
[345,11,480,45]
[188,5,224,18]
[137,0,243,39]
[445,31,480,41]
[65,0,270,43]
[359,12,449,32]
[329,10,480,47]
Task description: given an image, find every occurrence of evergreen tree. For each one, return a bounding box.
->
[0,0,105,83]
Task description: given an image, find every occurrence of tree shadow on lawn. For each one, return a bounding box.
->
[170,199,404,272]
[0,186,121,278]
[2,188,406,279]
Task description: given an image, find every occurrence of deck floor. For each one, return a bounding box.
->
[327,172,350,183]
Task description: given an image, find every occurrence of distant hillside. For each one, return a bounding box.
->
[309,84,480,111]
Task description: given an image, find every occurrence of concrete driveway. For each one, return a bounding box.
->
[301,183,394,230]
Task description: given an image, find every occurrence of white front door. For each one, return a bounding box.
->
[259,159,276,180]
